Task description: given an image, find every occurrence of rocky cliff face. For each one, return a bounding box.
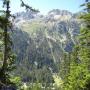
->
[12,9,81,82]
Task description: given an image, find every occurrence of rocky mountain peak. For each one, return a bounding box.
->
[48,9,72,16]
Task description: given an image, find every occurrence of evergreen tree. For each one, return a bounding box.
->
[64,0,90,90]
[0,0,39,89]
[0,0,16,89]
[78,0,90,89]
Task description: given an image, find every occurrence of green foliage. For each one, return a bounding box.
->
[0,0,38,89]
[0,0,17,88]
[28,83,42,90]
[64,59,90,90]
[10,76,22,88]
[64,0,90,90]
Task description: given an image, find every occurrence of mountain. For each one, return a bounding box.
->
[12,9,81,83]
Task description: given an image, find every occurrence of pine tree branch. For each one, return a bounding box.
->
[20,0,39,13]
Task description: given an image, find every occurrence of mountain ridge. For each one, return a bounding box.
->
[12,9,81,82]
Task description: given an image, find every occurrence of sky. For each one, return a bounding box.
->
[0,0,85,15]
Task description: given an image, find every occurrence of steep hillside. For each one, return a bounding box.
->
[12,9,81,83]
